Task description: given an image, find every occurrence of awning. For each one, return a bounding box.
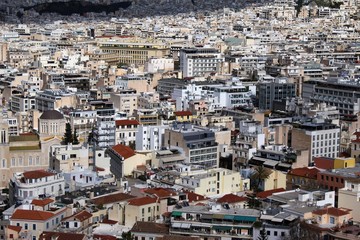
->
[213,225,232,231]
[234,216,257,222]
[213,214,224,219]
[171,211,182,217]
[224,215,235,220]
[201,214,212,220]
[172,222,181,228]
[181,223,191,229]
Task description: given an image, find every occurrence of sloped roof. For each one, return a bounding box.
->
[11,209,54,221]
[288,167,319,179]
[115,119,140,126]
[128,196,157,206]
[40,110,64,120]
[144,188,177,198]
[174,111,193,116]
[216,193,247,204]
[23,170,55,180]
[111,144,136,159]
[313,207,350,217]
[39,232,85,240]
[31,198,54,207]
[130,221,169,234]
[256,188,286,199]
[7,225,22,233]
[92,192,136,206]
[62,210,92,222]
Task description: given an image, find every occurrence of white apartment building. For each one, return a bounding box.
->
[338,179,360,221]
[180,48,224,77]
[63,165,101,191]
[115,119,139,146]
[10,170,65,203]
[50,144,89,172]
[212,84,253,109]
[94,115,116,149]
[136,124,169,151]
[145,57,174,73]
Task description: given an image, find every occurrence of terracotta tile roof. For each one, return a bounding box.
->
[313,207,350,217]
[130,221,169,234]
[23,170,55,180]
[115,119,140,126]
[31,198,54,207]
[111,144,136,159]
[288,167,320,179]
[93,235,117,240]
[157,235,200,240]
[92,192,136,206]
[39,232,86,240]
[184,191,208,202]
[11,209,54,221]
[62,210,92,222]
[144,188,177,198]
[216,194,247,204]
[101,219,118,225]
[174,111,193,116]
[256,188,286,199]
[7,225,22,233]
[128,196,157,206]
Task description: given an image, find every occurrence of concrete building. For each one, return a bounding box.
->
[257,78,296,110]
[291,119,340,164]
[175,168,248,196]
[115,119,139,146]
[136,124,168,151]
[50,144,89,172]
[164,123,219,168]
[38,110,66,137]
[180,48,224,77]
[338,179,360,221]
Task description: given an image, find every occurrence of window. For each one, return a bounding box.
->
[33,224,36,230]
[25,223,28,230]
[274,231,278,236]
[11,158,15,166]
[46,222,49,229]
[74,222,78,228]
[148,207,151,213]
[267,231,270,235]
[281,232,285,237]
[330,217,335,224]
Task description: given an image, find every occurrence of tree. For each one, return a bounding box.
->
[251,165,272,192]
[257,226,268,240]
[73,128,79,145]
[63,123,73,145]
[121,231,134,240]
[246,193,261,209]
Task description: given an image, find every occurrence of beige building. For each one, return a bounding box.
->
[175,168,249,196]
[98,40,170,66]
[39,110,66,138]
[109,91,139,116]
[50,144,89,172]
[338,179,360,221]
[124,196,160,227]
[263,169,287,191]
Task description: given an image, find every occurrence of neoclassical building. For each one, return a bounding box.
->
[39,110,66,137]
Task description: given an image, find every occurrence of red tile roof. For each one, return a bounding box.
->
[23,170,55,180]
[101,219,118,225]
[144,188,177,198]
[115,119,140,126]
[39,232,86,240]
[288,167,320,179]
[130,221,169,234]
[313,207,350,217]
[11,209,54,221]
[93,235,117,240]
[7,225,22,233]
[62,210,92,222]
[111,144,136,159]
[31,198,54,207]
[128,196,157,206]
[184,191,208,202]
[216,194,247,204]
[256,188,286,199]
[174,111,193,116]
[92,192,136,206]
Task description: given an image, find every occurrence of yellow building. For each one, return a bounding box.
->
[176,168,249,196]
[125,196,160,227]
[263,169,287,191]
[174,111,194,122]
[98,40,170,66]
[334,157,356,169]
[312,207,352,226]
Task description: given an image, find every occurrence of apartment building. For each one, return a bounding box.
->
[109,90,138,116]
[338,179,360,221]
[125,197,160,227]
[115,119,139,146]
[257,78,296,110]
[303,79,360,115]
[175,168,247,196]
[9,170,65,204]
[135,124,168,151]
[93,115,116,149]
[134,109,158,126]
[50,144,89,172]
[212,84,253,109]
[291,119,340,163]
[180,48,224,77]
[164,123,219,167]
[35,89,77,112]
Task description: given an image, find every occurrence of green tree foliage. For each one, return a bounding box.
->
[63,123,73,145]
[121,231,134,240]
[250,165,272,192]
[257,226,268,240]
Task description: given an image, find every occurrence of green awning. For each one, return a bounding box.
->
[213,214,224,219]
[213,225,232,231]
[234,216,257,222]
[171,211,182,217]
[223,215,235,220]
